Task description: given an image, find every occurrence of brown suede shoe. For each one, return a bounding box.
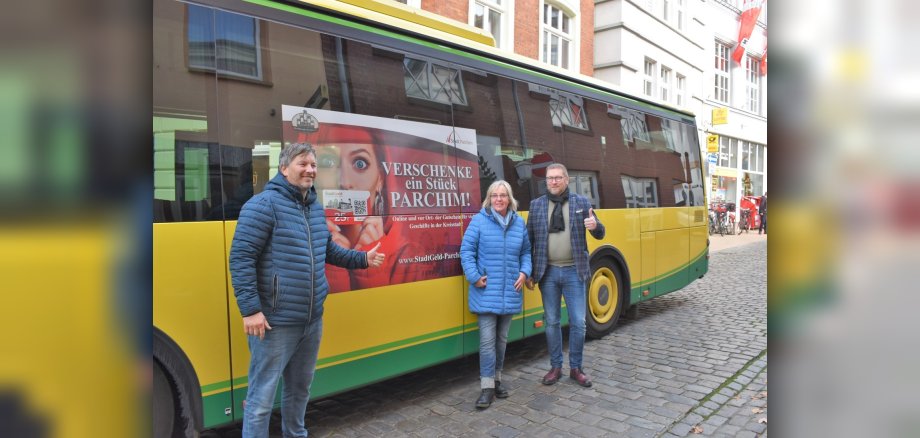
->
[570,368,592,387]
[541,367,562,385]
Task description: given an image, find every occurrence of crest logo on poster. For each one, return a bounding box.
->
[292,110,319,132]
[446,131,474,146]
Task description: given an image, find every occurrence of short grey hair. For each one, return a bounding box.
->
[279,143,316,170]
[482,180,519,211]
[546,163,568,177]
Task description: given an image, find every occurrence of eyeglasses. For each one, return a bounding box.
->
[490,193,509,199]
[546,176,567,182]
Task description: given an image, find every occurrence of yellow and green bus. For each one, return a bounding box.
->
[153,0,709,435]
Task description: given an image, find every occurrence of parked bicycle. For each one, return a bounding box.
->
[738,208,752,234]
[709,207,720,236]
[709,202,735,236]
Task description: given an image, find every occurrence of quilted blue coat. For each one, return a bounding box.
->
[461,207,532,315]
[229,173,367,326]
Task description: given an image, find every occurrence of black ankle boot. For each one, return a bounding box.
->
[476,388,495,409]
[494,381,509,398]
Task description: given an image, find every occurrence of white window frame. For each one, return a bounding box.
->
[469,0,513,50]
[403,57,468,105]
[676,74,686,107]
[644,58,656,97]
[660,66,672,102]
[539,1,579,71]
[187,5,263,81]
[662,0,671,21]
[718,136,737,168]
[676,0,686,30]
[622,176,659,208]
[568,171,600,207]
[745,54,761,113]
[714,41,731,104]
[549,92,589,130]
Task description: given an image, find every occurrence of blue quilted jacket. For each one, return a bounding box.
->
[461,208,532,315]
[229,173,367,326]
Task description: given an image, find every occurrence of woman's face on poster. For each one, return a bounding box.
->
[316,143,383,212]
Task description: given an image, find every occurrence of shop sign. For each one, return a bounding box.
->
[706,134,719,152]
[712,107,729,125]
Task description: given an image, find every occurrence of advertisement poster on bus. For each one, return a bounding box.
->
[281,105,481,293]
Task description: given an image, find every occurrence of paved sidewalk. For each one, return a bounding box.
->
[207,240,767,438]
[708,229,766,253]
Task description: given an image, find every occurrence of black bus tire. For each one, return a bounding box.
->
[154,361,177,438]
[586,257,626,339]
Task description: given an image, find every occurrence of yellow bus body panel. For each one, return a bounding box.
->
[223,221,464,380]
[154,222,232,395]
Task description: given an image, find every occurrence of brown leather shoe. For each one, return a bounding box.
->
[541,367,562,385]
[570,368,592,387]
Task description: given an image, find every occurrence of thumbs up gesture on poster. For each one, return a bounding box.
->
[366,242,386,268]
[584,208,598,231]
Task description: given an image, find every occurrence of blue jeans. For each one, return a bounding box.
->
[243,318,323,438]
[540,265,587,370]
[477,313,513,388]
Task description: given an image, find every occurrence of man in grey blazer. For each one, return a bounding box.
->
[526,163,605,388]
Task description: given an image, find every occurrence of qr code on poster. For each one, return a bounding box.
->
[353,199,368,216]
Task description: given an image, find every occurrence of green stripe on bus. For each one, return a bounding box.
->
[201,251,705,395]
[633,248,708,287]
[202,389,233,428]
[630,253,708,304]
[315,325,460,366]
[203,332,467,428]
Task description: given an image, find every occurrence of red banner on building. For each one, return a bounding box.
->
[731,0,764,64]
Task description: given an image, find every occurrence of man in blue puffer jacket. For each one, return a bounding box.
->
[461,180,532,410]
[229,143,385,438]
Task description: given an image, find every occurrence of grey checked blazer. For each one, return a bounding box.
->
[526,193,605,283]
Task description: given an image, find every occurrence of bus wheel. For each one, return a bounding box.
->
[154,361,177,438]
[586,258,625,339]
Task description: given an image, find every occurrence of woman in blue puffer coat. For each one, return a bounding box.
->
[461,180,532,410]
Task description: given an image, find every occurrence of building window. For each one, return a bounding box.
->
[714,41,731,103]
[472,0,508,49]
[609,104,651,144]
[676,74,686,107]
[663,0,671,21]
[549,93,589,130]
[718,136,737,168]
[392,0,421,7]
[741,141,752,170]
[644,58,656,97]
[403,58,468,105]
[660,66,672,102]
[187,5,262,80]
[741,141,765,172]
[541,3,575,69]
[622,176,659,208]
[677,0,685,30]
[745,55,761,113]
[568,171,599,207]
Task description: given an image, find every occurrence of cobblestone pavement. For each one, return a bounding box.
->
[206,240,766,437]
